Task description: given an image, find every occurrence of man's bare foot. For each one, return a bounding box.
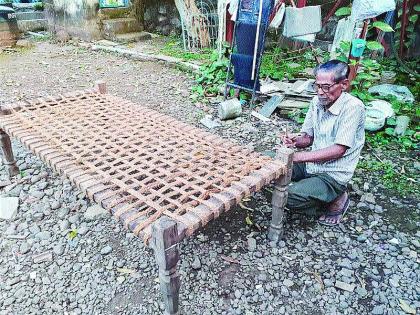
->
[318,191,349,226]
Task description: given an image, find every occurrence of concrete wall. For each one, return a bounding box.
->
[45,0,102,40]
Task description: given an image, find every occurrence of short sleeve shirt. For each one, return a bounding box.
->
[301,92,366,185]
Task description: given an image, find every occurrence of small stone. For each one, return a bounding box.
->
[31,190,45,199]
[117,276,125,284]
[357,234,367,242]
[0,197,19,220]
[355,286,368,298]
[234,289,242,299]
[283,279,294,288]
[388,238,400,245]
[192,257,201,270]
[100,245,112,255]
[50,200,61,210]
[411,239,420,249]
[33,251,53,263]
[356,202,369,210]
[53,244,64,256]
[248,238,257,252]
[35,231,51,240]
[30,175,41,184]
[372,305,385,315]
[361,193,376,204]
[68,214,80,224]
[335,280,355,292]
[19,242,31,254]
[84,204,108,221]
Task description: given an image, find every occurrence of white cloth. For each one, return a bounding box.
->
[351,0,396,22]
[269,3,285,29]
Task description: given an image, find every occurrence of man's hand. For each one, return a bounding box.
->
[280,133,313,148]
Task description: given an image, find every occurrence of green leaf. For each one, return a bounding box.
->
[409,15,418,23]
[385,128,394,136]
[366,41,384,51]
[245,216,253,226]
[68,229,78,240]
[335,7,351,16]
[414,5,420,12]
[339,40,351,51]
[372,21,394,32]
[386,117,397,126]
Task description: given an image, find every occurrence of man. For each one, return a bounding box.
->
[282,60,365,225]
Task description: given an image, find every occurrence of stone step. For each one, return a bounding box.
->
[102,18,142,37]
[113,32,152,43]
[15,11,45,21]
[98,7,132,20]
[17,19,47,32]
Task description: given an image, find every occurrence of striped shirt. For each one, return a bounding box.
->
[301,92,365,185]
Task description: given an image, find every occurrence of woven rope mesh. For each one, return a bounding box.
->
[0,91,286,242]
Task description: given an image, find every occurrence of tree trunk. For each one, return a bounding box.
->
[132,0,145,28]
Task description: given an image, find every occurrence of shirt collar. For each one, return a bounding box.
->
[317,92,347,116]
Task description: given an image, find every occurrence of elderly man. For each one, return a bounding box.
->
[282,60,365,225]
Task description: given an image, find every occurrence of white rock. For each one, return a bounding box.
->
[83,205,108,221]
[0,197,19,220]
[388,238,400,245]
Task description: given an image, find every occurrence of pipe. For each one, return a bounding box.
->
[251,0,264,80]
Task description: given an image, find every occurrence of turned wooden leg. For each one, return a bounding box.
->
[0,129,19,177]
[95,80,107,94]
[151,217,181,315]
[268,147,294,243]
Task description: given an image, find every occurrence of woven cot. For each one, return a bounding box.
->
[0,89,287,243]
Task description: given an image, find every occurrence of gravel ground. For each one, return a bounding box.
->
[0,42,419,315]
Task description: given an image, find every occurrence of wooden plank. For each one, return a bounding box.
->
[258,95,285,118]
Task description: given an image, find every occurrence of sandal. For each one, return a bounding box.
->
[318,196,350,226]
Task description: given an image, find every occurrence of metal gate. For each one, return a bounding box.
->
[181,0,219,51]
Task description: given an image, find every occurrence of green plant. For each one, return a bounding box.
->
[160,37,212,62]
[68,229,78,240]
[394,3,420,52]
[192,51,229,97]
[358,159,419,196]
[34,2,44,11]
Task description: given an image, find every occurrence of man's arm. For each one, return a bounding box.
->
[293,144,348,163]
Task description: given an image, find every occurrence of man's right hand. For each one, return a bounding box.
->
[280,133,313,148]
[280,134,298,148]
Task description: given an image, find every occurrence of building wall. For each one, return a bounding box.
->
[144,0,181,36]
[45,0,102,40]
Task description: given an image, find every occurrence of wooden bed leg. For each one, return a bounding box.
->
[151,217,181,315]
[95,80,107,94]
[268,147,294,243]
[0,129,19,177]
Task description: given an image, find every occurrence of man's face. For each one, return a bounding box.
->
[315,71,347,107]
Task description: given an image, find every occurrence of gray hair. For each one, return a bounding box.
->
[314,60,349,82]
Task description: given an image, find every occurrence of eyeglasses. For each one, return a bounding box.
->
[312,82,339,93]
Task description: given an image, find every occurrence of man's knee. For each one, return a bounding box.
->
[286,184,309,211]
[286,181,323,214]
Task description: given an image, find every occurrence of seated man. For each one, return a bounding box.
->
[282,60,365,225]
